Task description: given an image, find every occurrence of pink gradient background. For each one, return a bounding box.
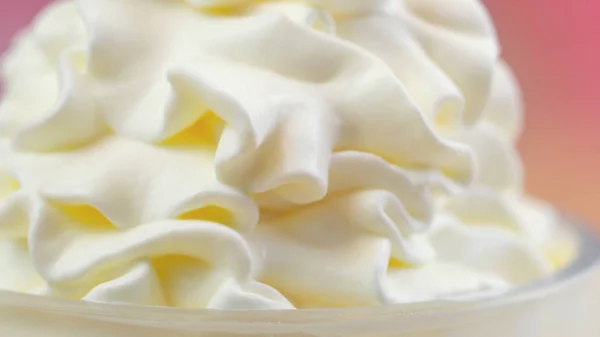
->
[1,1,599,227]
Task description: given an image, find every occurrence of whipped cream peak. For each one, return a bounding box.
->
[0,0,573,309]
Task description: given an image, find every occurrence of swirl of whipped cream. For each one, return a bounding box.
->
[0,0,573,308]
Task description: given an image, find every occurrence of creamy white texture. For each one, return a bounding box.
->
[0,0,571,309]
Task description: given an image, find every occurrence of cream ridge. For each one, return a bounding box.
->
[0,0,575,309]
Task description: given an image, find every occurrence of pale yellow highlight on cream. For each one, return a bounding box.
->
[545,237,579,271]
[152,254,215,308]
[55,204,117,232]
[162,111,225,148]
[178,205,234,228]
[0,173,20,200]
[388,258,414,269]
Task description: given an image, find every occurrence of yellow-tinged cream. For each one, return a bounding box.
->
[0,0,574,309]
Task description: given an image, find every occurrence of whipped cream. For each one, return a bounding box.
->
[0,0,573,309]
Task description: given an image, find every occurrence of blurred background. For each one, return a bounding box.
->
[1,1,599,227]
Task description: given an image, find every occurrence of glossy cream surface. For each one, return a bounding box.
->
[0,0,573,309]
